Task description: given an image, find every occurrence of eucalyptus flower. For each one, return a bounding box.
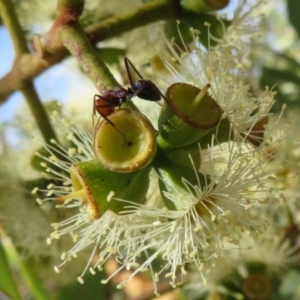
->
[30,1,291,294]
[259,110,300,224]
[184,232,300,300]
[114,141,282,288]
[156,0,274,147]
[35,112,157,287]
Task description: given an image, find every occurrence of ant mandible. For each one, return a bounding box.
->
[93,57,165,127]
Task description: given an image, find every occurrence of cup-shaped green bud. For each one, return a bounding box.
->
[94,108,157,173]
[181,0,229,12]
[158,83,220,147]
[56,159,151,218]
[154,155,206,210]
[166,144,201,169]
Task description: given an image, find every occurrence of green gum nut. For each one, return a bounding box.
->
[158,83,221,147]
[154,155,206,210]
[56,160,151,218]
[94,108,157,173]
[181,0,229,12]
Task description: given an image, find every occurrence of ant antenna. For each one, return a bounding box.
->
[93,95,127,147]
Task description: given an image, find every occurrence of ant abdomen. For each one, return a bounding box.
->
[133,80,162,101]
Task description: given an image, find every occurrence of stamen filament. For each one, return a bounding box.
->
[190,84,211,110]
[56,189,86,202]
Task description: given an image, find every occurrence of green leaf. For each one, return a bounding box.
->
[0,237,50,300]
[287,0,300,37]
[260,67,300,112]
[262,67,300,85]
[0,240,22,300]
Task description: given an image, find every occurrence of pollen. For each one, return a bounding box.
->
[189,249,198,258]
[153,219,161,226]
[140,268,149,272]
[31,187,39,194]
[68,148,77,156]
[107,191,115,202]
[47,190,54,197]
[36,198,43,205]
[77,277,84,284]
[97,265,103,271]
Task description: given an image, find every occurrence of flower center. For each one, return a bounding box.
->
[242,273,272,300]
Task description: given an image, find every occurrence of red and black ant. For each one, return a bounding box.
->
[93,57,165,144]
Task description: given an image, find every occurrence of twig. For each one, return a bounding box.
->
[0,0,57,143]
[0,0,181,104]
[60,22,119,91]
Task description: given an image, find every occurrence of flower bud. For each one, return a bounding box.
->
[166,144,201,169]
[56,160,151,218]
[158,83,220,147]
[154,155,206,210]
[94,108,157,173]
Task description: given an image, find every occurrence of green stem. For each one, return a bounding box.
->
[0,0,27,54]
[0,0,57,143]
[0,229,50,300]
[85,0,181,42]
[21,84,57,143]
[0,0,182,103]
[60,22,120,91]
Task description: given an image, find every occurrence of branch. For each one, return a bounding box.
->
[0,0,181,104]
[60,23,119,91]
[0,0,57,143]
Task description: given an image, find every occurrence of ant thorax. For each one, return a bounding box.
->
[102,87,128,101]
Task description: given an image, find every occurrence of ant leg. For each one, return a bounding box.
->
[125,58,166,103]
[93,95,98,127]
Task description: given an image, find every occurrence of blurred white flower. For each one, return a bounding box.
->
[117,142,282,287]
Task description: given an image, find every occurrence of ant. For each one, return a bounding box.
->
[93,57,165,144]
